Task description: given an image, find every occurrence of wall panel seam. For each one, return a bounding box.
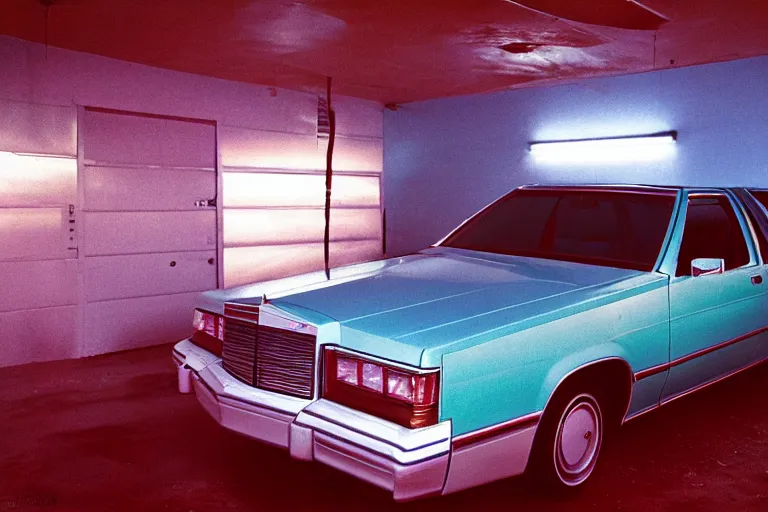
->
[223,237,382,249]
[0,303,78,314]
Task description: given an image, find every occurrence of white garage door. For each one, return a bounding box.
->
[219,123,384,288]
[0,152,79,366]
[81,108,217,355]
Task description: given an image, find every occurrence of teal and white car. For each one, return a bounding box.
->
[173,185,768,500]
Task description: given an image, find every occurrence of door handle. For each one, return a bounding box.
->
[751,275,763,285]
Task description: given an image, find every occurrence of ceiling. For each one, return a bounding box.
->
[2,0,767,103]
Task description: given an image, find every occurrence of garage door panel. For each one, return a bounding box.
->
[83,166,216,212]
[83,110,215,168]
[333,136,383,172]
[0,153,77,206]
[224,240,383,287]
[222,172,380,208]
[223,208,381,246]
[0,207,70,261]
[84,210,216,256]
[224,244,323,287]
[0,99,76,156]
[0,259,77,312]
[220,125,323,170]
[0,306,78,368]
[83,292,202,356]
[84,251,217,302]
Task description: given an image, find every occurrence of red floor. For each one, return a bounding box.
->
[1,345,766,511]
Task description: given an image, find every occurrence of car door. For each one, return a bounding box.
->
[661,190,766,401]
[736,188,768,362]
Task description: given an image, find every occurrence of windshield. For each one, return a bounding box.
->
[440,188,677,271]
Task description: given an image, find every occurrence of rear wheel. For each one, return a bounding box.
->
[531,391,605,490]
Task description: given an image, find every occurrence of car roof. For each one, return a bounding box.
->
[518,184,758,195]
[520,184,681,195]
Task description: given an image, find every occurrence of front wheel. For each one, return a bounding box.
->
[531,391,605,490]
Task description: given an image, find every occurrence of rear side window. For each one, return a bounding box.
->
[741,196,768,262]
[676,196,751,276]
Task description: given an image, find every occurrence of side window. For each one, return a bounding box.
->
[741,204,768,262]
[676,196,751,276]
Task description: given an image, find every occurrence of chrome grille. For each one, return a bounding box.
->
[255,326,316,399]
[221,304,317,399]
[222,318,257,385]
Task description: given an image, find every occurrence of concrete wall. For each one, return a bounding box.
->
[383,56,768,256]
[0,35,382,367]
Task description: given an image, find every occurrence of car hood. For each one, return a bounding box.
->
[271,247,656,366]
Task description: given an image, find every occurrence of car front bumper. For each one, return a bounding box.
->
[173,339,451,501]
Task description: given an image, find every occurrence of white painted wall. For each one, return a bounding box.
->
[0,36,383,367]
[383,56,768,257]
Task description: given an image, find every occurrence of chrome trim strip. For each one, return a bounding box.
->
[295,417,449,466]
[634,362,670,380]
[623,403,658,423]
[452,411,541,449]
[223,302,260,322]
[258,304,319,329]
[659,356,768,407]
[522,185,679,196]
[626,356,768,424]
[296,399,451,455]
[519,183,681,192]
[325,345,440,374]
[312,428,448,466]
[258,307,319,336]
[198,362,312,416]
[688,192,728,199]
[634,326,768,380]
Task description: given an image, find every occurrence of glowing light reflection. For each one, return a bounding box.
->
[224,240,381,287]
[223,172,380,208]
[530,133,676,165]
[0,151,77,205]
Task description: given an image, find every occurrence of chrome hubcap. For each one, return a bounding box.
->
[554,395,601,486]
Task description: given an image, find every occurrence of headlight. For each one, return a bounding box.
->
[190,309,224,356]
[323,347,439,429]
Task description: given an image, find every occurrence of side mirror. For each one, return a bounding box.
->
[691,258,725,277]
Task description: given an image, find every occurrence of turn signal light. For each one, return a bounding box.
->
[323,348,439,429]
[190,309,224,356]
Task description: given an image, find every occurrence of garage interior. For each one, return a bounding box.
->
[1,1,767,510]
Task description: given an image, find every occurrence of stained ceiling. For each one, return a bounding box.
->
[2,0,767,103]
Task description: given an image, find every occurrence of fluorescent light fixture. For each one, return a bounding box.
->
[529,131,677,164]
